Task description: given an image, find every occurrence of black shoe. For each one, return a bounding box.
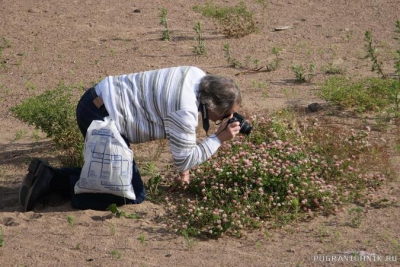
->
[19,158,47,207]
[24,163,55,212]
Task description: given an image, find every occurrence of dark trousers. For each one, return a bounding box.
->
[58,88,146,210]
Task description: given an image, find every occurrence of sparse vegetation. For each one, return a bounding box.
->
[110,249,121,259]
[193,21,206,56]
[0,227,4,247]
[346,207,364,228]
[107,204,141,219]
[291,63,316,83]
[364,30,387,78]
[67,215,75,227]
[323,63,346,75]
[318,76,396,113]
[0,37,11,70]
[193,1,257,38]
[223,44,282,74]
[159,8,171,41]
[223,43,240,68]
[138,233,146,244]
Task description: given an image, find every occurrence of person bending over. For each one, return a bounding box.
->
[20,66,242,211]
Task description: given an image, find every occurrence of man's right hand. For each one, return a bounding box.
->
[215,119,240,143]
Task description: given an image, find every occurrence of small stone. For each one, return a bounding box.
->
[274,26,293,31]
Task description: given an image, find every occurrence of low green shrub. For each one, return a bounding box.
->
[193,1,257,38]
[10,81,84,167]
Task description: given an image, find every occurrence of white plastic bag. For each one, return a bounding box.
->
[74,117,136,200]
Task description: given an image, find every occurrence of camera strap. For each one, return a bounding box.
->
[199,103,209,134]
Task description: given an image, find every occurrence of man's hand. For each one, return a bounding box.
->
[215,118,241,143]
[179,170,190,185]
[169,170,190,192]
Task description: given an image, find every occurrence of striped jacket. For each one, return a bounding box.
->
[95,66,221,172]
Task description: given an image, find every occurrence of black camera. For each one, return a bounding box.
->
[227,112,252,135]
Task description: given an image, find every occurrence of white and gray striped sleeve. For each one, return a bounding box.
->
[164,109,221,172]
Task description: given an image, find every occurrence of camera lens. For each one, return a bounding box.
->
[239,122,252,135]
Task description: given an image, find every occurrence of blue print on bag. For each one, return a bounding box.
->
[92,128,114,138]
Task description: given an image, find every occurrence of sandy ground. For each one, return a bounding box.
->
[1,0,400,266]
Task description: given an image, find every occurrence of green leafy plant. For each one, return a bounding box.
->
[159,8,171,41]
[223,43,241,68]
[193,21,206,56]
[10,81,84,167]
[194,1,257,38]
[181,230,195,248]
[11,129,27,142]
[67,215,75,227]
[146,174,163,198]
[364,30,387,78]
[223,44,282,74]
[346,207,363,228]
[107,204,141,219]
[110,249,121,259]
[291,63,316,83]
[138,233,146,244]
[266,47,283,72]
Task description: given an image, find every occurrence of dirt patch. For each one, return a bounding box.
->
[1,1,400,266]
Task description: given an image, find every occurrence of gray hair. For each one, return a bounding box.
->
[198,75,242,116]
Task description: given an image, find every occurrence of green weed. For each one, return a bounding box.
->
[107,204,141,219]
[159,8,171,41]
[223,44,282,73]
[323,63,346,75]
[12,129,27,142]
[346,207,363,228]
[223,43,241,68]
[364,30,387,78]
[67,215,75,227]
[181,230,195,248]
[291,63,316,83]
[138,233,146,244]
[266,47,283,71]
[146,174,163,198]
[193,1,257,38]
[193,21,206,56]
[110,249,121,259]
[0,227,3,247]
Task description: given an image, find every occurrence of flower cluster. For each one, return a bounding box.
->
[164,114,391,238]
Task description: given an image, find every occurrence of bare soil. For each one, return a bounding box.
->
[1,1,400,266]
